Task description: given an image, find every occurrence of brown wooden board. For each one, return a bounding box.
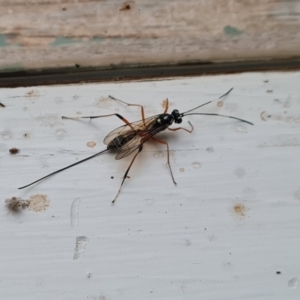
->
[0,0,300,73]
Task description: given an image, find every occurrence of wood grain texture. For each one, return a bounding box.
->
[0,0,300,72]
[1,72,300,299]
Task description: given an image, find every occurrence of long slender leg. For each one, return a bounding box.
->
[109,95,146,125]
[62,113,137,131]
[163,98,169,113]
[168,121,194,133]
[62,95,148,129]
[151,137,176,185]
[112,145,143,204]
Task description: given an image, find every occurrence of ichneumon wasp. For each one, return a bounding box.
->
[19,88,253,203]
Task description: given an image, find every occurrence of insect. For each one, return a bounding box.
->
[19,88,253,203]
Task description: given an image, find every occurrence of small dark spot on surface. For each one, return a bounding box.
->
[264,80,269,83]
[126,175,130,179]
[111,176,114,179]
[206,147,214,153]
[260,111,271,121]
[185,239,191,247]
[26,90,39,98]
[0,102,5,108]
[276,271,281,274]
[62,7,67,11]
[24,133,28,138]
[9,147,19,154]
[5,197,29,210]
[120,3,131,11]
[266,90,273,93]
[75,64,80,68]
[233,204,246,216]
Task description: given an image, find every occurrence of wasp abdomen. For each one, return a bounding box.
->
[108,132,137,150]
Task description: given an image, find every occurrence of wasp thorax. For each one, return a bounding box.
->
[157,114,174,125]
[172,109,182,124]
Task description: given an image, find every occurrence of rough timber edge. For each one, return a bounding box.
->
[1,58,300,88]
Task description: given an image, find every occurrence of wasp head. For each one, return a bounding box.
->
[171,109,182,124]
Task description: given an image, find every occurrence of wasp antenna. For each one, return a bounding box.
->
[182,88,234,115]
[219,87,233,99]
[184,113,253,126]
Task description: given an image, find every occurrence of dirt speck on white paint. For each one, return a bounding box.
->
[5,197,29,210]
[2,132,12,140]
[26,89,39,98]
[179,167,185,172]
[217,100,224,107]
[56,129,67,140]
[288,277,298,289]
[260,111,300,124]
[28,194,50,212]
[233,203,246,217]
[87,141,96,148]
[73,236,89,260]
[206,146,214,153]
[96,96,113,109]
[9,147,19,154]
[70,198,81,228]
[154,151,164,158]
[192,162,201,169]
[236,125,246,133]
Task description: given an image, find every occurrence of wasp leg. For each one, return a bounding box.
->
[109,96,169,123]
[108,95,147,126]
[62,113,136,131]
[112,145,143,204]
[152,137,176,185]
[163,98,169,114]
[168,121,194,133]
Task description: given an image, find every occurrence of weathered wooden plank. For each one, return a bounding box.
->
[1,72,300,299]
[0,0,300,72]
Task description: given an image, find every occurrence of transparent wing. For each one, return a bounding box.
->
[115,118,169,160]
[115,135,144,160]
[103,114,160,145]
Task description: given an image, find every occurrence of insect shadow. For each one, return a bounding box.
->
[19,88,253,203]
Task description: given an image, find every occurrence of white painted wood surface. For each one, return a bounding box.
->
[1,0,300,72]
[1,72,300,299]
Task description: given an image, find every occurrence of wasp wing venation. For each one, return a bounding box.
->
[115,119,170,160]
[103,115,161,146]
